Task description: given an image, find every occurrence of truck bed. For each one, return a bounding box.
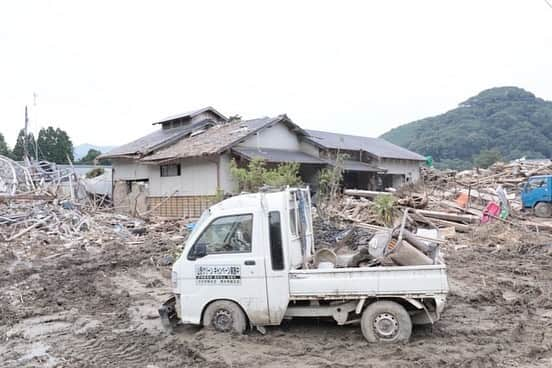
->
[288,264,448,299]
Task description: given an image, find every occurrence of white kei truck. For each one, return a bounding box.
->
[159,188,448,343]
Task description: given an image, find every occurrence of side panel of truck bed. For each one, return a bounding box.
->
[288,265,448,299]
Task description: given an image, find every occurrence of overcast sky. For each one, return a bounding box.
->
[1,0,551,148]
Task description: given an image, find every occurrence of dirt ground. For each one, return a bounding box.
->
[1,225,551,368]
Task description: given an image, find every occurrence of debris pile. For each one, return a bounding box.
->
[313,159,552,269]
[0,155,185,256]
[0,156,35,195]
[0,199,187,246]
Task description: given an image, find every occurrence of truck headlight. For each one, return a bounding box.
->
[171,271,178,289]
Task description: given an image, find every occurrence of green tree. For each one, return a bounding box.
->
[0,133,10,157]
[80,148,110,165]
[473,149,502,168]
[230,158,302,192]
[318,153,345,204]
[12,129,36,161]
[37,126,74,163]
[79,148,101,164]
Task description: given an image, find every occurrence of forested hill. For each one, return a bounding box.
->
[381,87,552,169]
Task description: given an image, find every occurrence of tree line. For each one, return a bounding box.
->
[0,127,105,164]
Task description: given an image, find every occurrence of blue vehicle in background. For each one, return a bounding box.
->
[521,175,552,217]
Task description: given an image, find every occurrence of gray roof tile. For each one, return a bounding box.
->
[305,129,425,161]
[232,147,326,164]
[99,120,213,159]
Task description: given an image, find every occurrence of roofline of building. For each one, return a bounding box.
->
[302,132,425,161]
[152,106,227,125]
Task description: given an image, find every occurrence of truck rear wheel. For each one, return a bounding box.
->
[202,300,247,334]
[361,301,412,343]
[534,202,552,218]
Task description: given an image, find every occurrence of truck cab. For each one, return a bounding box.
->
[521,175,552,217]
[161,188,448,343]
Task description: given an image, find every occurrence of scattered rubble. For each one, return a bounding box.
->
[0,154,185,255]
[2,156,552,367]
[323,160,552,243]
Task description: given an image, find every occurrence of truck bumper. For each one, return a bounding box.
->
[158,296,179,329]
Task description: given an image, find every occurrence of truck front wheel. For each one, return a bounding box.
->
[534,202,552,218]
[202,300,247,334]
[361,301,412,343]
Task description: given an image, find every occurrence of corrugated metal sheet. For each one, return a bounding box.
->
[232,147,326,164]
[305,129,425,161]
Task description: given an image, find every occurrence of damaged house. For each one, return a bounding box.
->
[100,107,425,217]
[304,130,425,189]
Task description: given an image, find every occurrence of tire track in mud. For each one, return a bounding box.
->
[61,332,156,367]
[2,228,552,367]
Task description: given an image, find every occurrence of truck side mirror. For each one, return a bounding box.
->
[194,243,207,259]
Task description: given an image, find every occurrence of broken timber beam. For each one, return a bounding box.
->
[0,193,53,202]
[344,189,392,198]
[414,209,479,224]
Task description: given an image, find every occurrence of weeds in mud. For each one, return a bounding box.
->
[372,195,396,226]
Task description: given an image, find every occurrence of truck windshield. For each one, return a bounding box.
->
[194,214,253,254]
[528,178,546,190]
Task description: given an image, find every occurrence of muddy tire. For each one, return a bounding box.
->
[202,300,247,334]
[534,202,552,218]
[361,301,412,343]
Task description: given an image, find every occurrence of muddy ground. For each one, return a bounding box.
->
[1,224,551,368]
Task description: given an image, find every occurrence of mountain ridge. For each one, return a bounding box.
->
[381,87,552,169]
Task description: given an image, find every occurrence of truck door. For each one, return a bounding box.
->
[522,177,549,208]
[265,211,290,324]
[180,211,270,325]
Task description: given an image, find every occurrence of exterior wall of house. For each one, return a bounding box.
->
[147,195,216,218]
[239,123,301,150]
[147,158,218,218]
[112,159,152,180]
[148,158,218,196]
[112,157,220,218]
[299,140,321,158]
[377,159,422,184]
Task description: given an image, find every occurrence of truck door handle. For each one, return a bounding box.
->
[244,260,256,266]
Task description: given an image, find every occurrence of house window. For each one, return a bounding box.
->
[160,164,181,177]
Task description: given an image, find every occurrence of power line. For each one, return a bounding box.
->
[546,0,552,9]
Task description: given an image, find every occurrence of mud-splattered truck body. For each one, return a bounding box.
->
[160,188,448,343]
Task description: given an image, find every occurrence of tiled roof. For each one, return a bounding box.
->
[232,147,326,164]
[305,129,425,161]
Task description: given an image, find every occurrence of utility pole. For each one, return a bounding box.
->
[33,92,39,161]
[24,105,29,161]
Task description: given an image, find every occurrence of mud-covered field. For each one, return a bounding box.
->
[1,226,551,368]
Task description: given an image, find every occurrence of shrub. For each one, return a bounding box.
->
[230,158,302,192]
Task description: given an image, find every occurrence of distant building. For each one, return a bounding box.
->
[100,107,425,217]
